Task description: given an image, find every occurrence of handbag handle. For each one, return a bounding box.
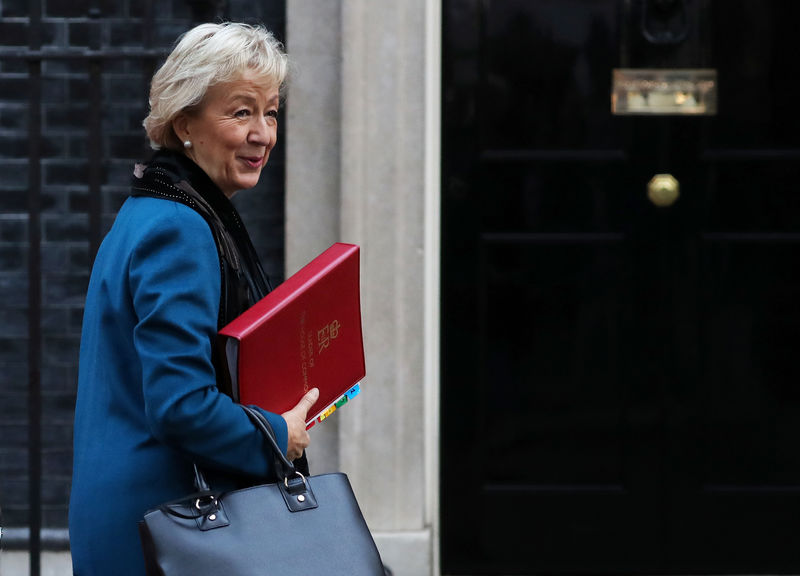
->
[192,405,296,493]
[240,404,297,480]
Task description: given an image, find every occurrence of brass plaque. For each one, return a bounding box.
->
[612,68,717,115]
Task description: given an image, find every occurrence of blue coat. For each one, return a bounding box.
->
[69,195,288,575]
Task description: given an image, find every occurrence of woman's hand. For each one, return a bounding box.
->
[281,388,320,461]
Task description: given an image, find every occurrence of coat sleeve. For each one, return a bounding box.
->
[129,202,288,478]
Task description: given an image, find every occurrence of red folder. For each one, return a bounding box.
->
[219,243,365,429]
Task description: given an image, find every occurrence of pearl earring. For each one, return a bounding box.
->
[183,140,192,149]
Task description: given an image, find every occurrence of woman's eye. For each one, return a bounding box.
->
[234,109,250,118]
[266,110,278,119]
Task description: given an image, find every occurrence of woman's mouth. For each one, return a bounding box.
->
[241,156,264,169]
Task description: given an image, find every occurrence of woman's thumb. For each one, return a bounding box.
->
[297,387,320,417]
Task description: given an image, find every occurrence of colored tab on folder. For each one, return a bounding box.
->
[306,383,362,429]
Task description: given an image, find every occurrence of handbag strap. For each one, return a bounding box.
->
[241,404,296,481]
[191,405,297,493]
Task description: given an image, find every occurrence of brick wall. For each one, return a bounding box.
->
[0,0,286,538]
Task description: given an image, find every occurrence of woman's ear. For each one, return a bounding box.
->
[172,113,190,143]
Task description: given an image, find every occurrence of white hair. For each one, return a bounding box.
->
[143,22,289,151]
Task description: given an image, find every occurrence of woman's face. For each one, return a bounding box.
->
[175,71,280,198]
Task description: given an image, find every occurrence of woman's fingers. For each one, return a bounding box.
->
[281,388,319,460]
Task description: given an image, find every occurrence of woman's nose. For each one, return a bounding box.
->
[248,116,272,146]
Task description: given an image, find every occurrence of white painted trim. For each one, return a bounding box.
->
[1,551,73,576]
[424,1,443,575]
[373,530,433,576]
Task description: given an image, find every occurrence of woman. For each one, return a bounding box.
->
[68,22,319,575]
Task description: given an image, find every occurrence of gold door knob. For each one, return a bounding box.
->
[647,173,680,207]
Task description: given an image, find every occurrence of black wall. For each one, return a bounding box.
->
[0,0,286,539]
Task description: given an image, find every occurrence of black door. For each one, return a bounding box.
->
[441,1,800,573]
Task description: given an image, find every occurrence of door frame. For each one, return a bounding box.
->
[425,1,443,575]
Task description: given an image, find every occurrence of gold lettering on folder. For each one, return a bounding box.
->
[317,320,341,354]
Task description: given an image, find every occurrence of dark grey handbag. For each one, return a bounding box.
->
[138,405,385,575]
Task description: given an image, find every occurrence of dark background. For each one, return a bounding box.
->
[441,0,800,573]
